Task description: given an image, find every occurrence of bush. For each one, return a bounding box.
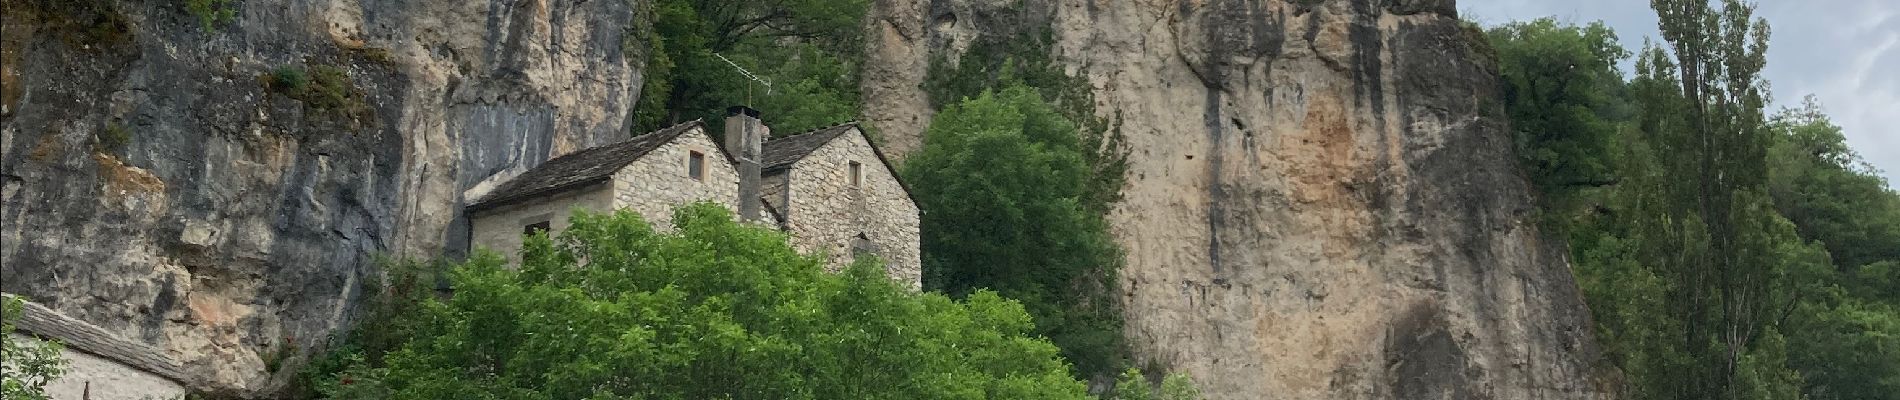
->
[1110,368,1203,400]
[96,122,131,153]
[2,295,69,400]
[185,0,238,32]
[269,66,308,92]
[261,64,370,123]
[305,203,1092,399]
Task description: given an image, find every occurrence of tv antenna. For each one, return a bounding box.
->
[713,52,772,104]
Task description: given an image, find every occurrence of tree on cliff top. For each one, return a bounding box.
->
[309,203,1092,399]
[1487,18,1630,219]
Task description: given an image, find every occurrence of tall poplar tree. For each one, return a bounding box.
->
[1645,0,1781,398]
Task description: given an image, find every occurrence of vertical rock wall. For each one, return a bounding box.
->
[0,0,644,394]
[862,0,1607,398]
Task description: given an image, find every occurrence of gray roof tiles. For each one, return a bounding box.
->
[467,120,703,212]
[466,119,911,214]
[762,122,856,170]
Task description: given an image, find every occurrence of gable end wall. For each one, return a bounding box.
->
[782,130,922,288]
[611,127,745,228]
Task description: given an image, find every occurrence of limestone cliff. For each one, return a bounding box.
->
[863,0,1606,398]
[1,0,643,394]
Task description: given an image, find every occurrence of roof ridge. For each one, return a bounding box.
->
[539,119,705,164]
[768,120,857,141]
[467,119,707,212]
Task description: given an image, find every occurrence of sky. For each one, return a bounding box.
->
[1460,0,1899,186]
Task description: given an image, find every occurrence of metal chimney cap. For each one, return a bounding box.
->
[726,105,761,118]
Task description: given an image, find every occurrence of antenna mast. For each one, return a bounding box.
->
[713,52,772,104]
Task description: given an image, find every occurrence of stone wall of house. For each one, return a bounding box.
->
[9,333,189,400]
[762,171,791,222]
[468,183,613,263]
[611,127,744,229]
[780,129,922,288]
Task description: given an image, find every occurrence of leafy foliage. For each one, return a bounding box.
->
[1486,9,1900,400]
[903,86,1126,379]
[306,203,1093,399]
[630,0,869,136]
[1109,369,1201,400]
[184,0,238,32]
[922,20,1129,213]
[1765,99,1900,270]
[270,66,309,93]
[96,121,132,153]
[12,0,134,48]
[2,295,68,400]
[1488,19,1630,216]
[259,64,373,125]
[902,5,1132,382]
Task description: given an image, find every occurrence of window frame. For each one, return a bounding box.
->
[688,150,706,181]
[848,160,862,188]
[523,220,551,236]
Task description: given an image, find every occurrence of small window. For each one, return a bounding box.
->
[848,161,862,188]
[524,221,551,236]
[688,151,706,181]
[851,233,878,258]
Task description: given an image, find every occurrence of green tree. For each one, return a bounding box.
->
[902,86,1126,379]
[1765,98,1900,271]
[310,203,1091,399]
[1482,6,1900,400]
[631,0,868,136]
[2,295,68,400]
[1487,19,1631,216]
[1644,0,1785,397]
[1762,99,1900,400]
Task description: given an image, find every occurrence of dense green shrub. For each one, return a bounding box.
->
[261,64,370,123]
[96,122,132,153]
[903,85,1127,379]
[270,66,309,93]
[1110,369,1201,400]
[305,203,1092,399]
[185,0,238,32]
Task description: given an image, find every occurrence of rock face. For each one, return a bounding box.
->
[862,0,1605,398]
[1,0,642,394]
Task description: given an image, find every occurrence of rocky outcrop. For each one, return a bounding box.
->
[858,0,932,160]
[1,0,643,394]
[863,0,1605,398]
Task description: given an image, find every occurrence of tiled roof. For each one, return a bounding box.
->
[467,121,703,212]
[762,122,856,170]
[760,121,918,204]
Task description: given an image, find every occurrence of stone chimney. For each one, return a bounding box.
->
[725,106,764,221]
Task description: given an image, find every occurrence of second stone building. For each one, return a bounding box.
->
[464,107,921,288]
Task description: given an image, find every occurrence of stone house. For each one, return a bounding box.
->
[7,298,190,400]
[465,107,920,287]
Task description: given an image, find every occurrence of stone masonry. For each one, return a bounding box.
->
[770,127,922,288]
[466,113,920,288]
[609,127,744,228]
[467,183,613,263]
